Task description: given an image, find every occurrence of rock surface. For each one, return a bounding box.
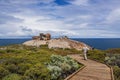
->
[23,38,91,50]
[23,40,47,47]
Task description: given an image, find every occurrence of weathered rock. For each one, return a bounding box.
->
[23,38,91,50]
[32,33,51,40]
[48,39,71,49]
[45,33,51,40]
[23,40,47,47]
[48,38,91,50]
[39,33,51,40]
[32,36,40,40]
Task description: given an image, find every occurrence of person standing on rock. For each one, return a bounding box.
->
[83,47,89,60]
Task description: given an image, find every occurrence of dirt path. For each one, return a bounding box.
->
[68,54,112,80]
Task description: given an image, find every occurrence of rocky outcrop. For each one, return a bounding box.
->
[32,36,40,40]
[23,37,91,50]
[48,39,71,49]
[23,40,47,47]
[32,33,51,40]
[48,38,91,50]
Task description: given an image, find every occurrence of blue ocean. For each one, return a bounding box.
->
[0,39,31,46]
[0,38,120,50]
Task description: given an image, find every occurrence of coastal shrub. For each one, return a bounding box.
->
[6,64,18,73]
[47,54,81,80]
[17,63,32,75]
[6,48,26,54]
[106,48,120,54]
[0,50,6,54]
[64,48,82,54]
[47,65,62,80]
[0,66,9,79]
[113,66,120,80]
[53,48,81,56]
[105,54,120,67]
[104,49,120,80]
[24,63,50,80]
[87,49,106,63]
[3,57,31,74]
[40,45,48,49]
[2,74,22,80]
[6,49,18,53]
[0,45,82,80]
[4,57,28,65]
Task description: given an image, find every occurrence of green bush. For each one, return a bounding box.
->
[106,48,120,54]
[47,65,62,80]
[105,54,120,67]
[113,66,120,80]
[40,45,48,49]
[87,49,106,63]
[4,58,27,65]
[0,50,6,54]
[6,49,17,53]
[2,74,22,80]
[47,54,81,80]
[17,63,32,75]
[4,58,29,74]
[0,66,9,79]
[24,63,50,80]
[6,64,18,73]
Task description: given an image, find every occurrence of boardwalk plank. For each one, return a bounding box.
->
[68,54,112,80]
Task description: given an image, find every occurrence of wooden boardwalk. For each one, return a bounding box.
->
[68,54,112,80]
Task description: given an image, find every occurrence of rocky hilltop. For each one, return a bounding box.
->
[23,38,91,50]
[23,33,91,50]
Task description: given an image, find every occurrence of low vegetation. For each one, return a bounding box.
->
[113,66,120,80]
[0,44,82,80]
[47,54,82,80]
[87,49,106,63]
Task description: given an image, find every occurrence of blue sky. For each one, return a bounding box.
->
[0,0,120,38]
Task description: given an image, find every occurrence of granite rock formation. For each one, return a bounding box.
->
[32,33,51,40]
[23,36,91,50]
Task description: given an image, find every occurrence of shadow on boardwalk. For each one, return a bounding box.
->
[68,54,112,80]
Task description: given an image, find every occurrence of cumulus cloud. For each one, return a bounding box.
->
[0,13,23,24]
[106,8,120,23]
[68,0,89,6]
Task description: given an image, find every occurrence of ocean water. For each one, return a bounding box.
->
[0,38,120,50]
[0,39,31,46]
[72,38,120,50]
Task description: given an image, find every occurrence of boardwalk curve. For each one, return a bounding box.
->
[67,54,112,80]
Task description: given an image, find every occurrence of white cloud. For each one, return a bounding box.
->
[106,8,120,23]
[68,0,89,6]
[0,0,54,5]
